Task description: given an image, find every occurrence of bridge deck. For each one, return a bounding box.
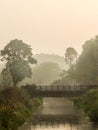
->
[32,90,86,97]
[23,85,98,97]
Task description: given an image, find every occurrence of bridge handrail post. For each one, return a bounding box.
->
[45,86,47,91]
[51,86,53,91]
[39,86,41,91]
[57,86,59,91]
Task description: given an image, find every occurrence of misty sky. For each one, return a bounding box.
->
[0,0,98,56]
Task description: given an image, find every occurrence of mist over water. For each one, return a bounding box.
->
[0,1,98,130]
[19,98,96,130]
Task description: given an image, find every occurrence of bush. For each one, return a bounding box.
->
[0,87,33,130]
[21,84,37,97]
[74,89,98,122]
[82,89,98,122]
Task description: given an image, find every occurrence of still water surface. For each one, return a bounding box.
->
[19,98,98,130]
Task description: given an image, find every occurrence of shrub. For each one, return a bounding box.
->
[0,87,33,130]
[74,89,98,122]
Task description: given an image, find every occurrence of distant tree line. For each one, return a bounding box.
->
[1,36,98,125]
[53,35,98,85]
[61,35,98,123]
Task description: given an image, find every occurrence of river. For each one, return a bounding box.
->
[19,98,98,130]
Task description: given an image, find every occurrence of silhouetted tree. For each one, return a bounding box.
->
[1,39,37,86]
[74,36,98,84]
[65,47,77,67]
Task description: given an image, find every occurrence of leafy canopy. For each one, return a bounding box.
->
[1,39,37,86]
[65,47,77,66]
[74,36,98,84]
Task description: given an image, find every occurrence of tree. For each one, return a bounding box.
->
[74,36,98,84]
[22,62,61,85]
[75,89,98,122]
[0,87,33,130]
[0,64,13,88]
[64,47,78,85]
[32,62,61,85]
[65,47,78,67]
[1,39,37,86]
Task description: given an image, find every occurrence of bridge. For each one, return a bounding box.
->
[22,84,98,97]
[20,85,98,129]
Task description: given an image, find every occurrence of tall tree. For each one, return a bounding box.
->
[74,36,98,84]
[1,39,37,86]
[0,64,13,88]
[65,47,78,67]
[22,62,61,85]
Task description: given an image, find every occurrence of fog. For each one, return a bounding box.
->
[0,0,98,55]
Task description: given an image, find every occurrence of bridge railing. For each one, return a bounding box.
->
[36,85,98,92]
[21,84,98,97]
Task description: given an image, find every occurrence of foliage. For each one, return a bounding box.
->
[34,53,67,70]
[52,66,77,85]
[23,62,61,85]
[65,47,77,67]
[55,47,78,85]
[49,35,98,86]
[52,70,71,85]
[73,36,98,84]
[32,62,61,85]
[21,84,43,105]
[0,64,13,88]
[21,84,37,97]
[82,89,98,122]
[0,87,37,130]
[1,39,37,86]
[74,89,98,122]
[62,35,98,85]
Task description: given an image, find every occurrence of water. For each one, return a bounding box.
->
[19,98,98,130]
[40,98,75,114]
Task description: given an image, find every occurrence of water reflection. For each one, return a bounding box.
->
[19,98,98,130]
[28,124,79,130]
[39,98,76,115]
[19,122,95,130]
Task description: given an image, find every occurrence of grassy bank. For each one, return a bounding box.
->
[73,89,98,123]
[0,87,42,130]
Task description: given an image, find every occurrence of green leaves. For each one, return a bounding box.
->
[75,36,98,84]
[28,56,37,64]
[9,59,32,85]
[0,87,33,130]
[1,39,33,61]
[1,39,37,86]
[74,89,98,122]
[82,89,98,122]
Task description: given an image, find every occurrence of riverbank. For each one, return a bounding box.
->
[18,97,97,130]
[0,87,43,130]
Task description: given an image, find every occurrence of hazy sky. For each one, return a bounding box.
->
[0,0,98,56]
